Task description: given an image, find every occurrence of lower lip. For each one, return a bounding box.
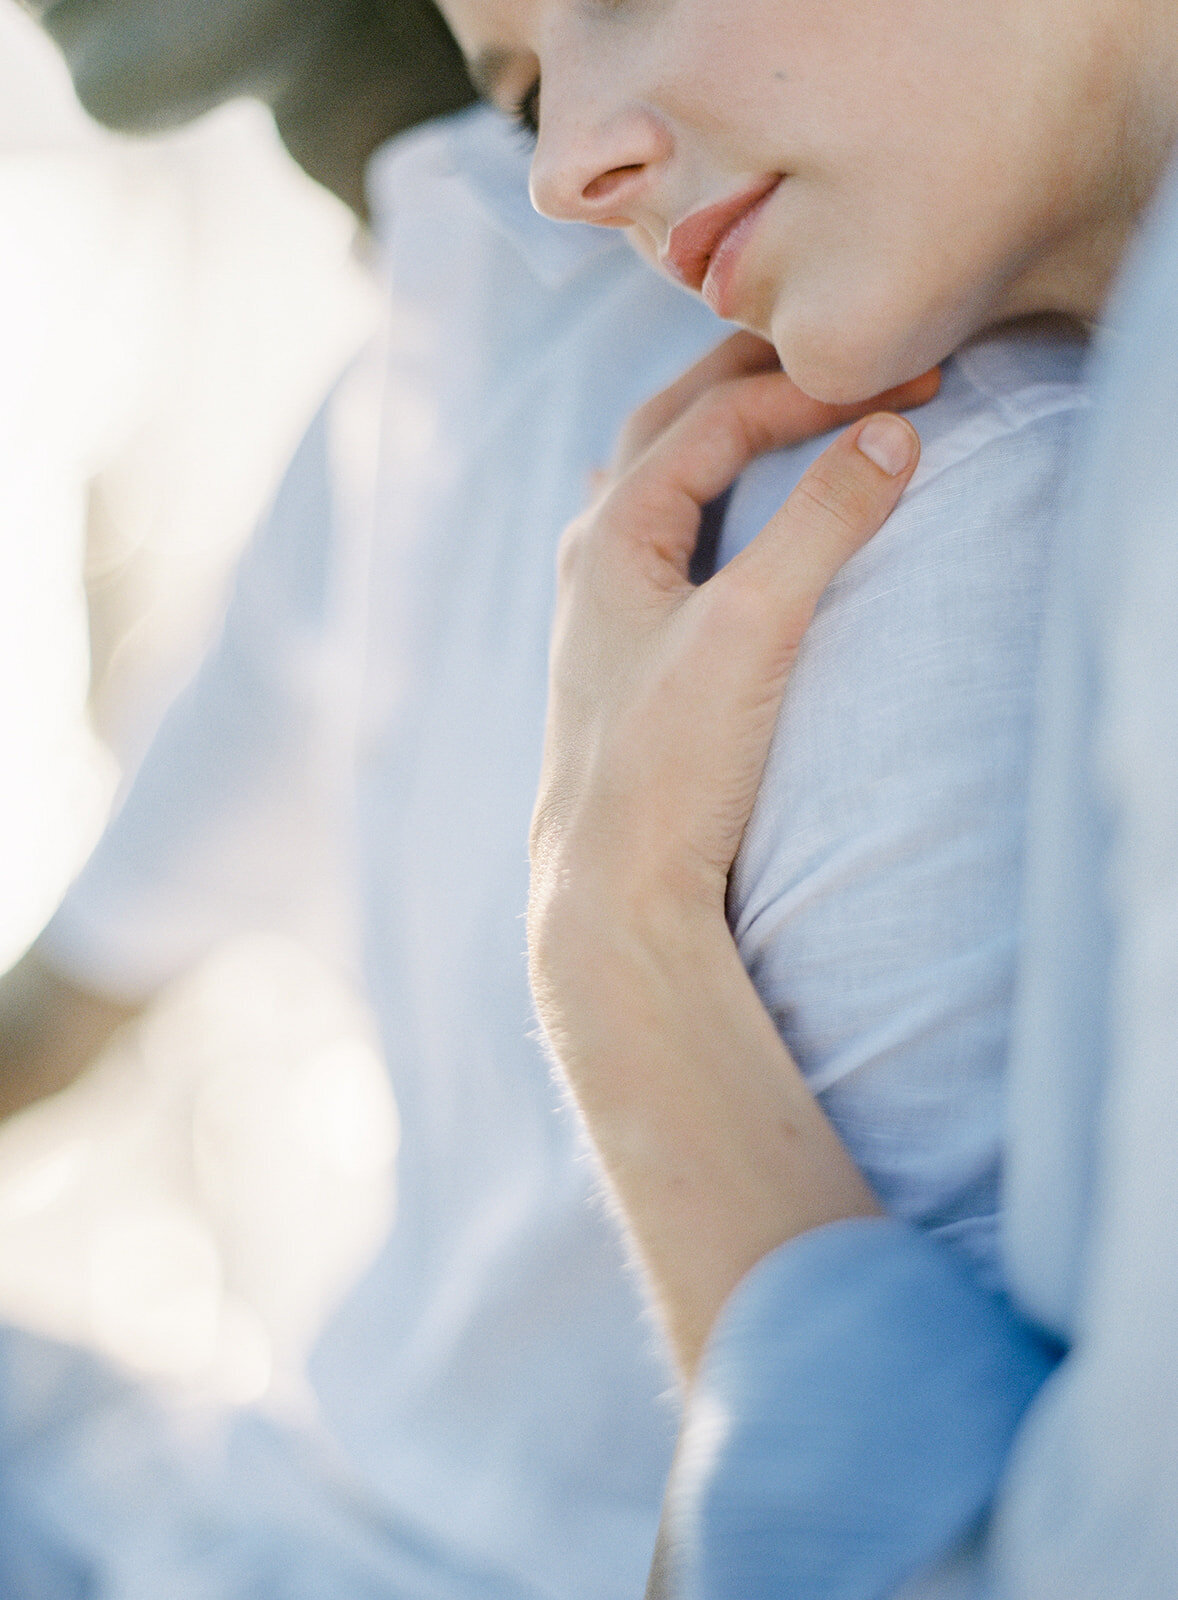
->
[700,182,781,320]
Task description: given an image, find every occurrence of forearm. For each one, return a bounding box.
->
[531,885,880,1379]
[533,880,1055,1598]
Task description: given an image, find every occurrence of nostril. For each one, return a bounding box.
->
[582,165,646,204]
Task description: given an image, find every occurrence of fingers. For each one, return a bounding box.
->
[614,330,938,484]
[593,352,936,585]
[605,369,902,576]
[600,373,819,576]
[613,332,781,475]
[717,413,921,643]
[619,359,938,525]
[867,365,941,414]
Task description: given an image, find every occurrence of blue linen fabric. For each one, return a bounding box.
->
[670,151,1178,1600]
[35,108,725,1600]
[721,326,1087,1285]
[0,1324,554,1600]
[673,1223,1059,1600]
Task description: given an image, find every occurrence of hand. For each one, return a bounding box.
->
[527,335,937,1377]
[531,333,935,932]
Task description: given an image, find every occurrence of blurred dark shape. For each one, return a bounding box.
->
[30,0,476,215]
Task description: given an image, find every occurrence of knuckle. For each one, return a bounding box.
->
[556,496,636,589]
[690,379,746,434]
[681,386,750,467]
[704,568,811,670]
[792,462,877,542]
[685,373,786,459]
[702,563,775,631]
[616,391,676,466]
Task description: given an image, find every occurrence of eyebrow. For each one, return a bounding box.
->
[468,47,516,102]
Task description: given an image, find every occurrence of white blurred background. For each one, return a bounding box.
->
[0,0,398,1410]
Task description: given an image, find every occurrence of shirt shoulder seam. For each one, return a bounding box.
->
[908,382,1088,500]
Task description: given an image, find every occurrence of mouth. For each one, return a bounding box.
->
[661,177,782,320]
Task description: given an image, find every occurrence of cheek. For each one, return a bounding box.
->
[666,0,796,129]
[758,169,1010,401]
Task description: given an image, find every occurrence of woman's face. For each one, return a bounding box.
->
[440,0,1132,400]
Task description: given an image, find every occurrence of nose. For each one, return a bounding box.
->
[529,96,671,228]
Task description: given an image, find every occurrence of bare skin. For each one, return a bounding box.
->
[445,0,1178,1390]
[440,0,1178,400]
[505,2,1178,1583]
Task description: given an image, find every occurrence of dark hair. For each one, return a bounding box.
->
[372,0,477,126]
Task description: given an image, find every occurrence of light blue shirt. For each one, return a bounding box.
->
[667,151,1178,1600]
[724,326,1086,1282]
[27,107,1087,1597]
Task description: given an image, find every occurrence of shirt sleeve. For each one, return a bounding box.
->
[667,1219,1061,1600]
[37,380,369,1002]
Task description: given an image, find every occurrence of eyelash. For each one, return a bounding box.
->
[511,79,541,142]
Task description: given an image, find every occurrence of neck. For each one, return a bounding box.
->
[267,1,474,220]
[1026,0,1178,323]
[992,0,1178,329]
[1128,0,1178,219]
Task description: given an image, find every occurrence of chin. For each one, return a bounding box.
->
[771,299,955,405]
[769,328,895,406]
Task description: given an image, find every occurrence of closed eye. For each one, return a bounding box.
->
[511,78,541,142]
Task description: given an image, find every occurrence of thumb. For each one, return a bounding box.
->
[718,412,920,642]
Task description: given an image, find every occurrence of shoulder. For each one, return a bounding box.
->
[910,315,1089,492]
[720,318,1090,580]
[731,320,1095,864]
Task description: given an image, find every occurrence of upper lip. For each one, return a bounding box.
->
[660,178,782,293]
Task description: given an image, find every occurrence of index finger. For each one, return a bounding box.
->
[613,331,781,476]
[607,367,925,579]
[614,334,940,480]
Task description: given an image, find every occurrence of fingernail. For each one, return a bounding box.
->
[856,415,916,476]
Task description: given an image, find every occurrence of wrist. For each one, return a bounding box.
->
[528,830,724,994]
[527,859,725,1090]
[527,878,881,1379]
